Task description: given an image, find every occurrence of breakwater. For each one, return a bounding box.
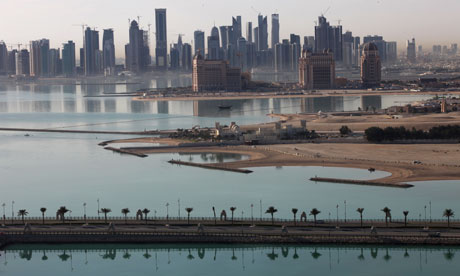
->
[0,127,172,136]
[168,159,253,174]
[104,147,148,158]
[310,177,414,188]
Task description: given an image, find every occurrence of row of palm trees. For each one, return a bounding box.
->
[14,206,456,228]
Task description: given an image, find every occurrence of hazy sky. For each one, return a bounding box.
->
[1,0,459,57]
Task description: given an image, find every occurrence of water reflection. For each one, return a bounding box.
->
[4,244,459,267]
[0,83,435,116]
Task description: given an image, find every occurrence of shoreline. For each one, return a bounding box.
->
[132,90,460,102]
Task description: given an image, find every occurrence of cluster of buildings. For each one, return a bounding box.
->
[0,8,456,80]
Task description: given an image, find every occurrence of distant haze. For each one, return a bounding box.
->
[1,0,459,57]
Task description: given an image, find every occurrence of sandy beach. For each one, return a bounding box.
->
[105,137,460,185]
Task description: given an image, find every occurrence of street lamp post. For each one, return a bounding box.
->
[424,205,427,227]
[259,200,262,221]
[250,204,254,225]
[166,203,169,222]
[344,201,347,223]
[429,201,432,224]
[69,210,72,231]
[336,204,339,227]
[11,201,14,224]
[2,203,5,225]
[83,203,87,224]
[97,199,100,219]
[178,199,180,219]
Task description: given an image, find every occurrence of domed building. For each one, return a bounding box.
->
[361,42,381,88]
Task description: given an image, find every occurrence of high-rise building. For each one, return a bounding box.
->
[236,37,247,71]
[232,16,242,42]
[299,50,335,89]
[0,42,7,75]
[7,50,17,75]
[194,30,205,55]
[257,15,268,51]
[84,28,99,75]
[62,41,76,77]
[102,29,115,75]
[155,8,168,70]
[246,22,253,43]
[15,49,30,75]
[274,40,290,72]
[363,36,387,63]
[170,46,180,70]
[125,20,150,73]
[314,16,342,62]
[361,43,381,88]
[386,42,397,63]
[29,39,50,77]
[303,36,315,52]
[406,38,416,63]
[207,27,220,60]
[48,48,60,77]
[220,26,230,50]
[271,14,280,49]
[182,43,192,71]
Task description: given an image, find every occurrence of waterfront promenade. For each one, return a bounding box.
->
[1,217,460,247]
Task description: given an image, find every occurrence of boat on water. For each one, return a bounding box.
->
[218,104,232,110]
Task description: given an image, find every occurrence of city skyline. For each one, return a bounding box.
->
[1,0,459,58]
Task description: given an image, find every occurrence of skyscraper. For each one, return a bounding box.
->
[194,30,205,55]
[84,27,99,75]
[125,20,150,73]
[0,42,8,75]
[271,14,280,49]
[207,27,220,60]
[62,41,76,77]
[220,26,230,50]
[257,15,268,51]
[386,42,397,63]
[102,29,115,75]
[29,39,50,77]
[361,43,381,88]
[15,49,30,76]
[246,22,253,43]
[232,16,242,42]
[314,16,342,62]
[406,38,416,63]
[155,8,168,70]
[48,48,60,77]
[182,43,192,71]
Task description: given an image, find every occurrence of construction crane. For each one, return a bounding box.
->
[321,6,331,17]
[73,23,87,46]
[251,6,261,15]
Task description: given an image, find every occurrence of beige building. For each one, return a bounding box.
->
[192,53,242,92]
[299,50,335,90]
[361,42,381,88]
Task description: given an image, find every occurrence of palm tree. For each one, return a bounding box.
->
[292,208,298,226]
[265,206,278,225]
[443,209,454,228]
[142,208,150,224]
[381,207,391,226]
[357,208,364,227]
[185,208,193,224]
[230,207,236,225]
[403,211,409,228]
[17,209,28,224]
[310,208,321,226]
[57,206,69,223]
[40,207,47,225]
[100,208,111,223]
[121,208,130,224]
